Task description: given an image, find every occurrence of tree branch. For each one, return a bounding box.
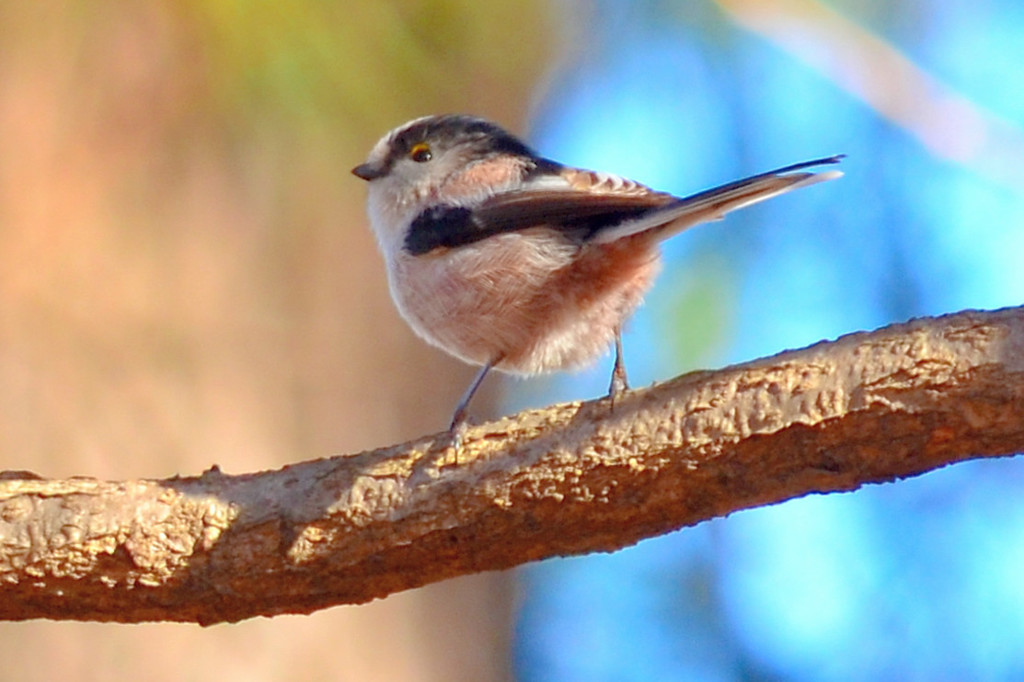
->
[2,306,1024,624]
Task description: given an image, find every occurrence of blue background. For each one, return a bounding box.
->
[510,2,1024,680]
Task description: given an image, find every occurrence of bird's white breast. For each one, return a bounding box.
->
[385,228,659,375]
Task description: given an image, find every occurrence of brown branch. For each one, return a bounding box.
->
[2,306,1024,624]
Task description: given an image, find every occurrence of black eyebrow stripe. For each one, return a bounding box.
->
[385,115,541,173]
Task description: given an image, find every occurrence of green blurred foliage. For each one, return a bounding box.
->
[654,254,737,369]
[178,0,553,138]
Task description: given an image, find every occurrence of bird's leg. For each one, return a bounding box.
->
[448,357,500,442]
[608,329,629,404]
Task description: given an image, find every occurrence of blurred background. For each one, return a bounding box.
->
[1,0,1023,680]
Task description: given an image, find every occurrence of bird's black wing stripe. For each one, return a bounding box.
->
[404,205,480,255]
[403,196,663,255]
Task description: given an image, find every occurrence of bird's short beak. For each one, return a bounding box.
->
[352,163,385,181]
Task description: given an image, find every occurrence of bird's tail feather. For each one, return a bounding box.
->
[591,155,844,245]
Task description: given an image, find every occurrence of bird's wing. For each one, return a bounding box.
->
[403,168,673,255]
[470,167,677,239]
[402,157,843,255]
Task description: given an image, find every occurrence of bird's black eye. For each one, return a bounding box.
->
[409,142,433,163]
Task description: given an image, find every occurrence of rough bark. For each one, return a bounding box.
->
[2,306,1023,624]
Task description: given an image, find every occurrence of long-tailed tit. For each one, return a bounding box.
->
[353,114,842,433]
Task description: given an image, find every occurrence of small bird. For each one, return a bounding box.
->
[353,114,842,434]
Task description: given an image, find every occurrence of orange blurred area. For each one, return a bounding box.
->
[0,2,553,679]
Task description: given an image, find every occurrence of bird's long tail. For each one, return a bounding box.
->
[591,155,844,245]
